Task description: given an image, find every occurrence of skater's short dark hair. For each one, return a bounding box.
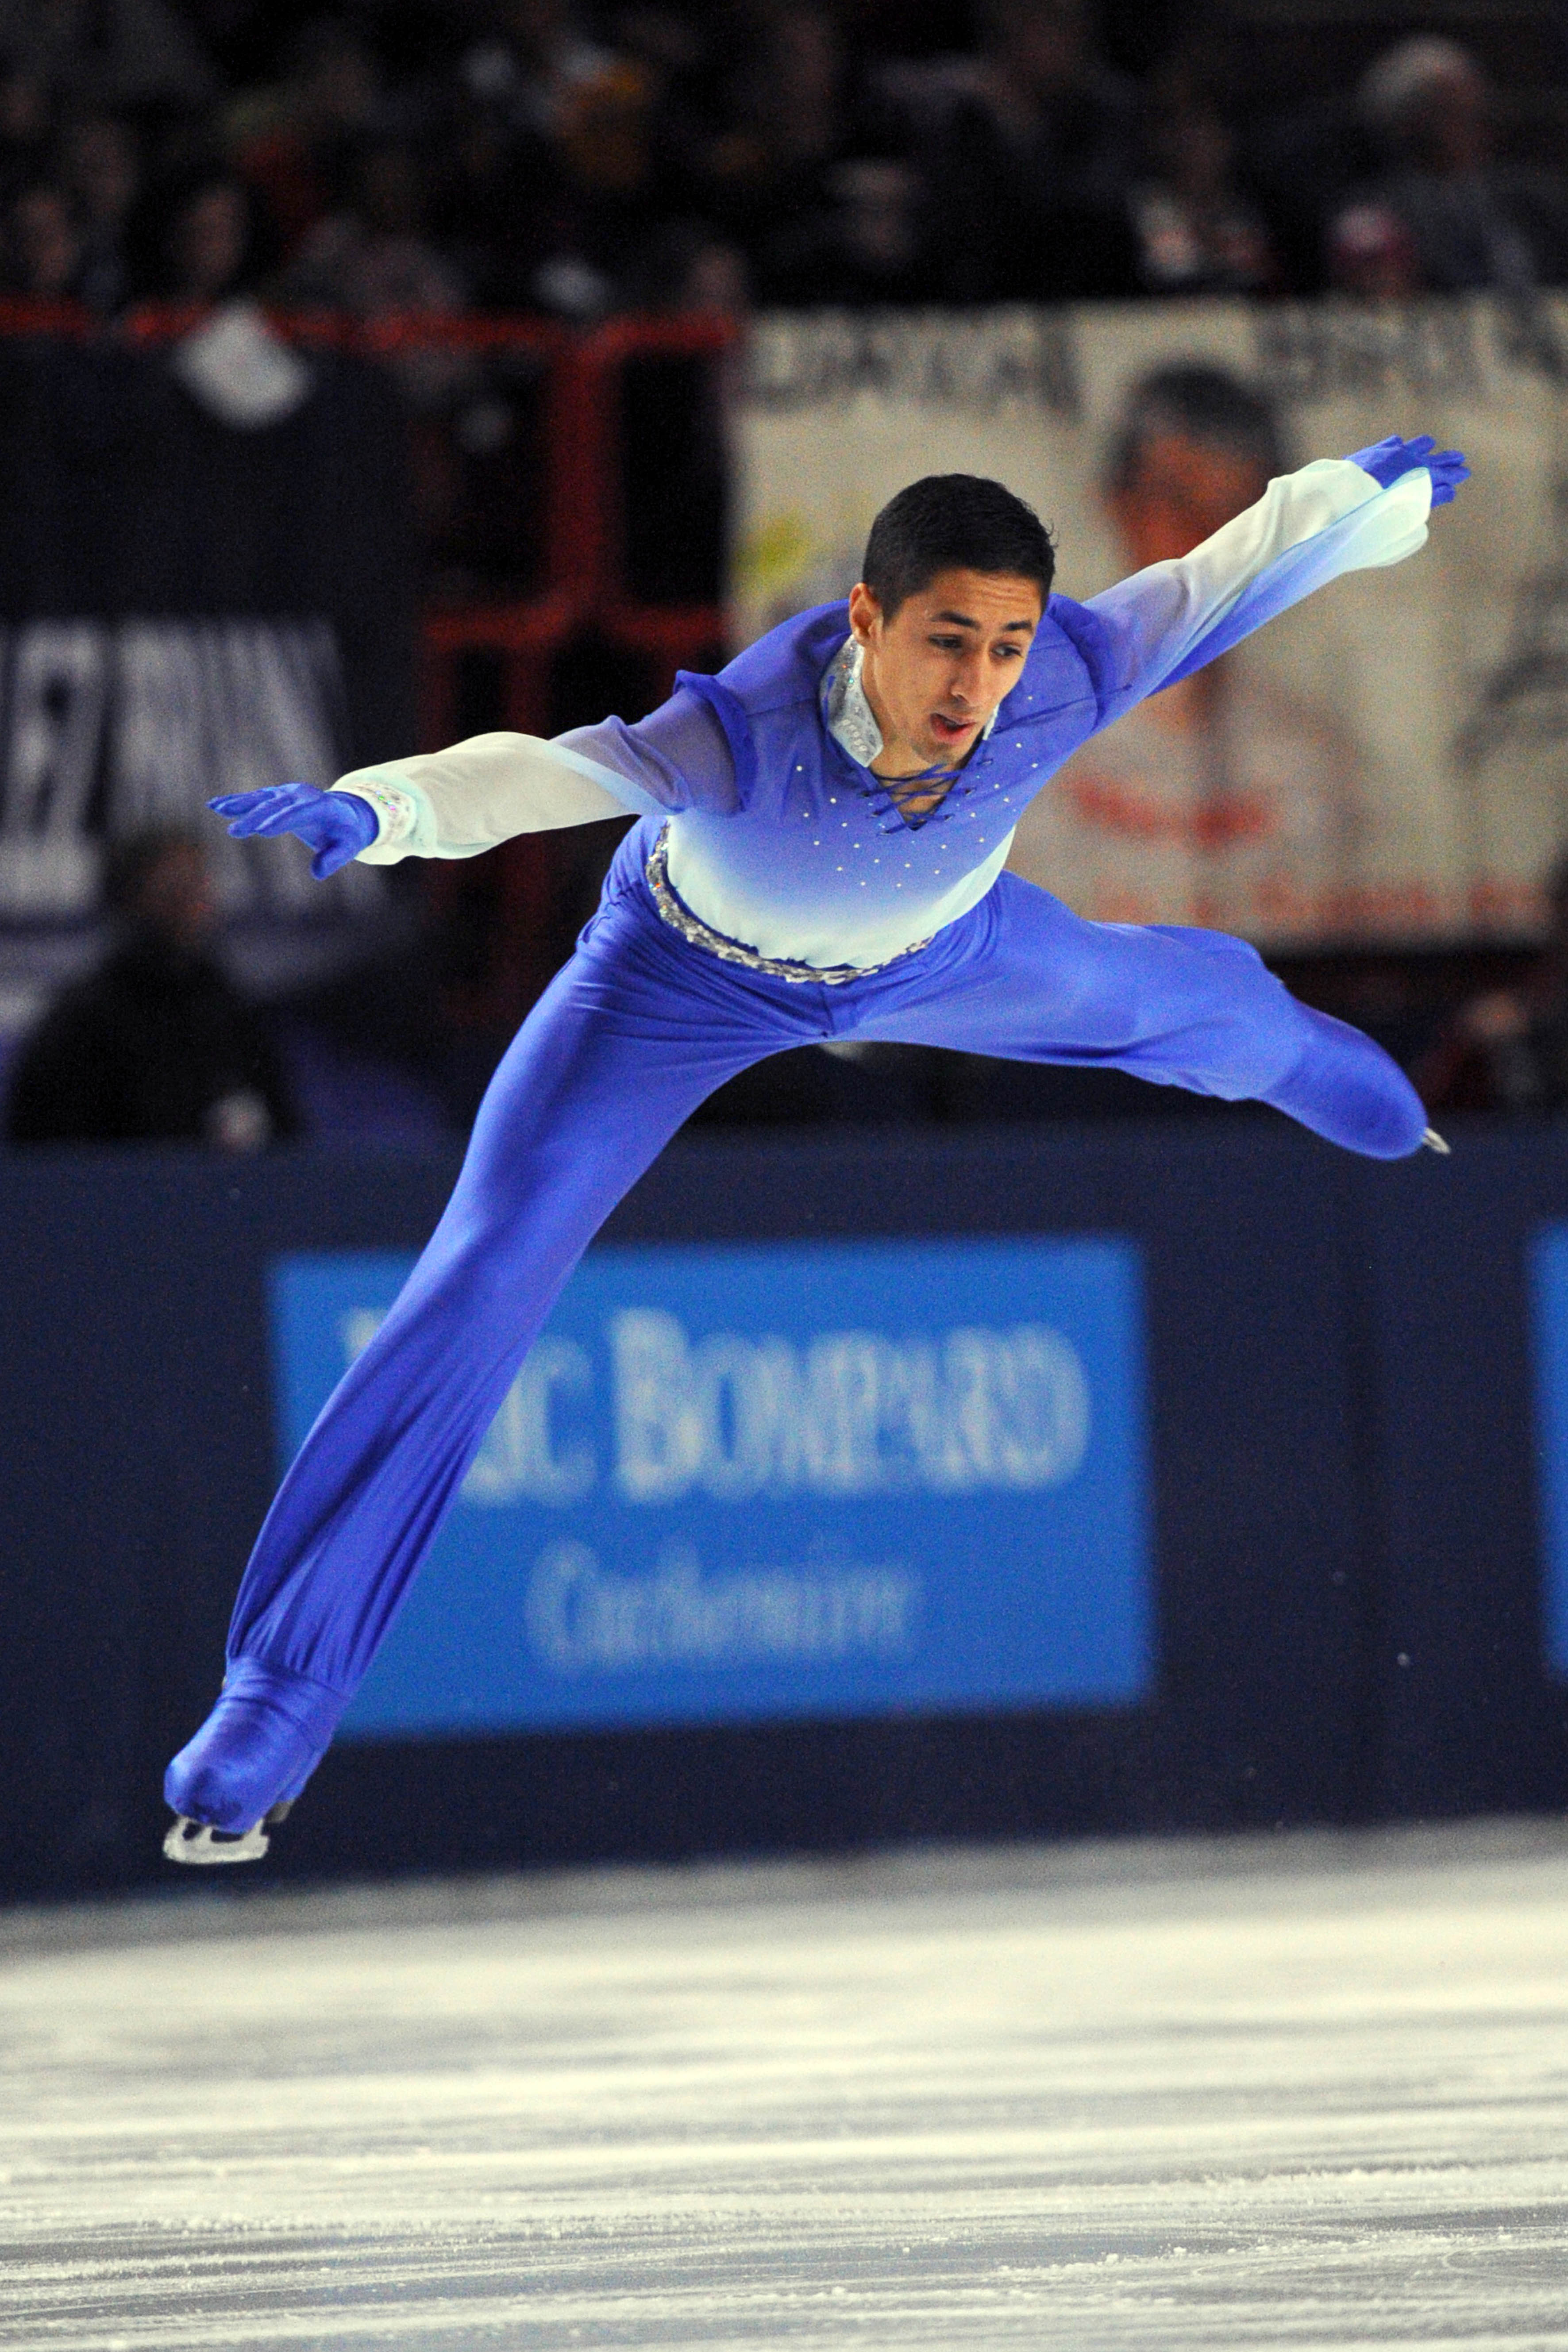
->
[862,475,1055,618]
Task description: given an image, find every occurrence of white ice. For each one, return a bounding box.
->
[5,1822,1568,2348]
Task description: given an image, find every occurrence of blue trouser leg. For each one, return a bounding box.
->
[844,872,1426,1160]
[166,883,824,1830]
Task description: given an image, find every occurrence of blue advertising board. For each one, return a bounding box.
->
[268,1236,1153,1738]
[1532,1222,1568,1678]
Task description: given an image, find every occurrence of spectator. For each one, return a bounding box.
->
[457,0,612,140]
[3,181,83,299]
[1329,37,1568,294]
[921,0,1137,302]
[695,4,863,301]
[1418,854,1568,1113]
[817,158,927,303]
[424,83,560,312]
[57,111,139,315]
[146,169,261,305]
[1243,85,1376,296]
[277,138,464,320]
[0,56,49,204]
[1128,52,1279,297]
[626,216,747,318]
[0,0,217,116]
[747,151,928,306]
[232,19,384,263]
[534,53,664,315]
[5,828,298,1151]
[413,5,623,319]
[1327,200,1419,300]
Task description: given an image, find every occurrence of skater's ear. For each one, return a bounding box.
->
[848,580,884,644]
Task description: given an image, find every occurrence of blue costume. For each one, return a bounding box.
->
[167,438,1464,1844]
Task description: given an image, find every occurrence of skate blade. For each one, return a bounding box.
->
[162,1801,293,1867]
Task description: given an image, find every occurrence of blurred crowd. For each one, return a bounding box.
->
[6,0,1568,1151]
[1,0,1567,327]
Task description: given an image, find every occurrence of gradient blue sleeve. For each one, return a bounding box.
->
[1084,458,1434,727]
[556,686,740,818]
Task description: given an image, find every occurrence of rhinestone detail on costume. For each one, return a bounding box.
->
[336,778,416,846]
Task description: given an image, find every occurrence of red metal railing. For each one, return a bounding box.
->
[416,311,735,740]
[104,301,737,735]
[0,297,739,1020]
[1,296,736,728]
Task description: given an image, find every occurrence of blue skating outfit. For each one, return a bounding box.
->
[170,444,1454,1836]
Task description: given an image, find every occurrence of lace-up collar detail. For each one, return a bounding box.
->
[821,637,998,831]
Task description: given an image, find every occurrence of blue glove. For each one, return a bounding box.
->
[208,782,378,879]
[1345,433,1469,506]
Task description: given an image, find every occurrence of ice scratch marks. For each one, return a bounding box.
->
[6,1838,1568,2344]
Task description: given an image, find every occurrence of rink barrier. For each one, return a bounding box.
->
[10,1116,1564,1903]
[1355,1126,1568,1821]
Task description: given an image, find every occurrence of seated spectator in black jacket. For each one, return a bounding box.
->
[5,827,297,1150]
[921,0,1137,302]
[1329,37,1568,294]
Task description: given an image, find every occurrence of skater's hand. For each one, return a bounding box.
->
[208,782,378,878]
[1346,433,1470,506]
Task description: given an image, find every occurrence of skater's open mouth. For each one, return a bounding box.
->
[930,712,976,743]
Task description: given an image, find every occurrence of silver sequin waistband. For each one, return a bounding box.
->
[644,824,932,986]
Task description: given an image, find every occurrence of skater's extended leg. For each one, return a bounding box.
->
[849,871,1426,1158]
[167,887,818,1833]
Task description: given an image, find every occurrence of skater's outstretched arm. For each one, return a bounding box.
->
[212,692,740,871]
[1077,435,1468,728]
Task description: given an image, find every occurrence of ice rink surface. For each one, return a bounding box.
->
[6,1824,1568,2349]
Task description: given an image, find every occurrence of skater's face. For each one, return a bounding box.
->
[848,567,1041,772]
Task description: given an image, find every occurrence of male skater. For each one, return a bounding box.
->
[165,434,1464,1860]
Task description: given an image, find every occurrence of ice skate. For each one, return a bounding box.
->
[163,1800,293,1867]
[163,1658,347,1864]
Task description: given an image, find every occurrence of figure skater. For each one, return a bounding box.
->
[164,433,1465,1861]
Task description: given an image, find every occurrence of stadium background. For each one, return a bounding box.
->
[6,0,1568,1899]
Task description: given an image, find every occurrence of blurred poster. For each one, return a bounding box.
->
[731,298,1568,948]
[270,1235,1153,1738]
[0,324,418,1027]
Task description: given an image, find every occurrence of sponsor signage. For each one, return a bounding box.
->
[1532,1221,1568,1677]
[268,1235,1154,1736]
